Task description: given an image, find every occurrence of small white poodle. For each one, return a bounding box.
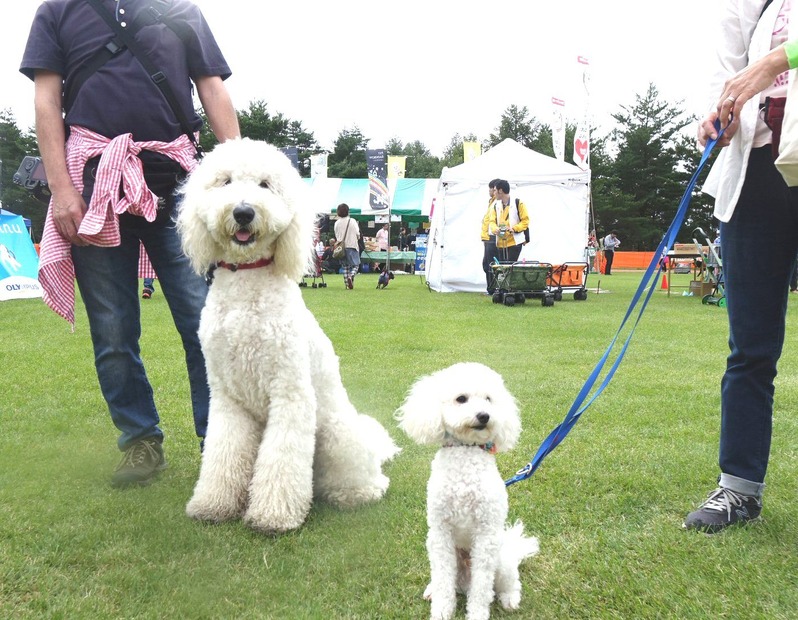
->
[396,362,539,620]
[176,138,399,533]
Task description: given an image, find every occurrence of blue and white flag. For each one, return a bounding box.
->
[0,211,42,301]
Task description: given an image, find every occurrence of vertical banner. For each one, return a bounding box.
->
[310,153,328,178]
[388,155,407,179]
[367,149,389,211]
[572,56,591,170]
[279,146,299,171]
[463,141,481,162]
[414,233,428,274]
[0,212,42,300]
[551,97,566,161]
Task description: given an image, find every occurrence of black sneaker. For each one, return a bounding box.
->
[111,438,167,488]
[683,487,762,533]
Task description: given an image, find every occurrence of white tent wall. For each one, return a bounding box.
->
[426,139,590,293]
[518,182,590,264]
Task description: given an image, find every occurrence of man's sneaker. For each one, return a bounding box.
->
[142,288,154,299]
[111,438,167,488]
[683,487,762,533]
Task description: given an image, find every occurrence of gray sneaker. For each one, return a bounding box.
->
[683,487,762,533]
[111,438,167,488]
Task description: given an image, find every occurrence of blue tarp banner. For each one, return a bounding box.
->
[0,212,42,300]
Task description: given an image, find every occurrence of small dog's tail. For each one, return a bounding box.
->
[500,520,539,571]
[495,520,539,611]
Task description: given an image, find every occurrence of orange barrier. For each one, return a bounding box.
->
[611,251,656,270]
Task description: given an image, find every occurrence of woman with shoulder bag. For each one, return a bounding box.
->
[333,203,362,290]
[685,0,798,533]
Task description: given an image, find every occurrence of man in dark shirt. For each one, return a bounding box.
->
[20,0,240,488]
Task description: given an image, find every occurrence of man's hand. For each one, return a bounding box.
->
[51,187,88,245]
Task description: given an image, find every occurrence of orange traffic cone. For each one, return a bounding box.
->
[661,273,668,290]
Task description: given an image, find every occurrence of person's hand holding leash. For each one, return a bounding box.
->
[699,44,791,147]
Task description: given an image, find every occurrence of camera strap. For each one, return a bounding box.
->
[67,0,202,158]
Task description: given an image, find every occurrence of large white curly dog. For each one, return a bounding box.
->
[177,138,399,533]
[397,363,539,620]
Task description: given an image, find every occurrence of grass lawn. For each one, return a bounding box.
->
[2,269,797,619]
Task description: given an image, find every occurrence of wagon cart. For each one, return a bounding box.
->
[547,262,589,301]
[490,261,555,307]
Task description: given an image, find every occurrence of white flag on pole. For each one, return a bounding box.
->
[551,97,566,161]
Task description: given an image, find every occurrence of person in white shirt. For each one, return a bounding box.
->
[684,0,798,534]
[602,231,620,275]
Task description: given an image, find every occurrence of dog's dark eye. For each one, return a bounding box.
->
[259,180,269,189]
[455,395,468,404]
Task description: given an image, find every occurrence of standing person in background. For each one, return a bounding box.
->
[684,0,797,533]
[602,230,620,275]
[20,0,240,488]
[489,179,529,263]
[398,226,409,251]
[481,178,501,294]
[334,203,362,289]
[376,223,389,251]
[142,277,156,299]
[586,229,598,274]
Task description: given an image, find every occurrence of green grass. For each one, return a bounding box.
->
[2,269,798,619]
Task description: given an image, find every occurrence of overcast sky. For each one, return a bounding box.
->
[2,0,719,157]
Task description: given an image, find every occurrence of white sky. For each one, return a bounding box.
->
[2,0,719,157]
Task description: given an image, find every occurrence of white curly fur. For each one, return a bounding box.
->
[177,138,399,533]
[396,363,539,620]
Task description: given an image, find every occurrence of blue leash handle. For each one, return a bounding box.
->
[505,125,724,486]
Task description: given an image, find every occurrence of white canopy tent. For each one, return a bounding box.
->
[302,177,438,219]
[426,139,591,293]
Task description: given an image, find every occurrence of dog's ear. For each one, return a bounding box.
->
[270,175,314,282]
[489,379,522,453]
[395,373,446,445]
[176,172,217,274]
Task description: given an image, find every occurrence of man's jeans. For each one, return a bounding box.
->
[72,207,209,450]
[719,147,798,491]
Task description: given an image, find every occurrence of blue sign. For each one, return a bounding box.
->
[0,212,42,300]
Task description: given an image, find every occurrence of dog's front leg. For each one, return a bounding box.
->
[427,525,458,620]
[465,531,502,620]
[187,393,261,522]
[243,381,317,533]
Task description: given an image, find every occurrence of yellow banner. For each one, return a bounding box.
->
[463,141,481,162]
[388,156,406,179]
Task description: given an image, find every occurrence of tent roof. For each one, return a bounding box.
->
[440,138,589,186]
[302,177,437,218]
[0,208,31,228]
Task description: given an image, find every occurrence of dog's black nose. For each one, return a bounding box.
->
[233,203,255,225]
[476,413,490,425]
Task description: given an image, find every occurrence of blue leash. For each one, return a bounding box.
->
[505,125,724,486]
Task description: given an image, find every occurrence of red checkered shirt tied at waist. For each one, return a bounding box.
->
[38,126,199,325]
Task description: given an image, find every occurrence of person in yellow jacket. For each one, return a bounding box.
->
[480,178,501,293]
[488,179,530,262]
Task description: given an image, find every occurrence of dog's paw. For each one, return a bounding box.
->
[498,590,521,611]
[185,497,243,523]
[423,582,432,601]
[242,505,307,534]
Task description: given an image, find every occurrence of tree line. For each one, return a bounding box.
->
[0,82,716,250]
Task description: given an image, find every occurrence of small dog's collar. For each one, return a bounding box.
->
[217,258,273,271]
[442,436,497,454]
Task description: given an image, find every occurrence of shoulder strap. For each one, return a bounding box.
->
[760,0,774,18]
[67,1,178,112]
[78,0,202,156]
